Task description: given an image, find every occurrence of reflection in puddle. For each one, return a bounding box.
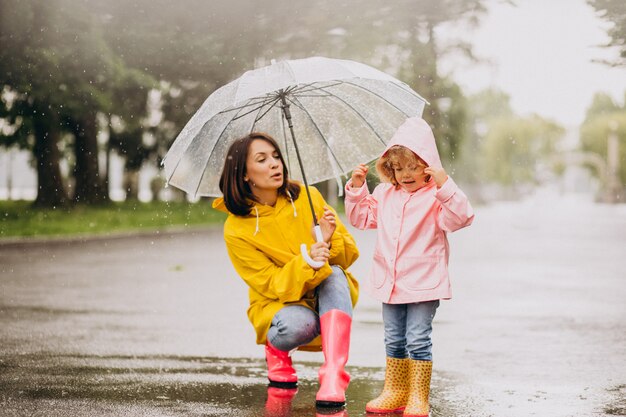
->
[0,354,462,416]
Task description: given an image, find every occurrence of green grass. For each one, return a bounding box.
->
[0,200,227,238]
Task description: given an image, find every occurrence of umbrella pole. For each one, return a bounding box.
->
[280,92,325,269]
[280,93,319,226]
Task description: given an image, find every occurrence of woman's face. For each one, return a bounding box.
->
[245,139,284,192]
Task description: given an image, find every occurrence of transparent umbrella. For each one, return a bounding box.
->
[162,56,427,266]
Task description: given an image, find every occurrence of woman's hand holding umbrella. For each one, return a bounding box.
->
[309,241,331,270]
[319,207,337,243]
[304,207,336,270]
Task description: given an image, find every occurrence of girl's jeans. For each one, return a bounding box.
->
[383,300,440,361]
[266,266,352,351]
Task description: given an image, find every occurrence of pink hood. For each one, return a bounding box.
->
[383,117,443,169]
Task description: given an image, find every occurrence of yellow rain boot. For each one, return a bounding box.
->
[365,357,410,413]
[403,360,432,417]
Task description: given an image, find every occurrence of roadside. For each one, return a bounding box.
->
[0,200,225,239]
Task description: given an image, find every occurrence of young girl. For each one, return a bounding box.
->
[344,117,474,416]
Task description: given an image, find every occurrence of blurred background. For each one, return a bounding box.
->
[1,2,625,415]
[0,0,625,235]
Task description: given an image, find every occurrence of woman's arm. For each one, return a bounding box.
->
[327,216,360,269]
[225,234,334,303]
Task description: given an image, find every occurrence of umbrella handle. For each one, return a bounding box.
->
[300,225,325,269]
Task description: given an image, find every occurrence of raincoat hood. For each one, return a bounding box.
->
[383,117,443,169]
[212,197,228,213]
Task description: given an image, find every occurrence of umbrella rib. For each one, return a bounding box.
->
[228,97,280,122]
[166,94,273,187]
[385,80,429,104]
[314,85,386,146]
[252,96,282,128]
[217,94,277,116]
[189,98,261,197]
[340,80,413,117]
[291,93,334,98]
[287,95,346,174]
[167,95,257,192]
[290,82,343,95]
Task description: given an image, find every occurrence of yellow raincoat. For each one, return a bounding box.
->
[212,184,359,351]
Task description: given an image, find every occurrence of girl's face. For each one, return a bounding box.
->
[245,139,284,193]
[391,157,429,192]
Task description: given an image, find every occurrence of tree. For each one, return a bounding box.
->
[455,89,515,189]
[481,115,564,188]
[580,92,626,185]
[0,0,70,206]
[0,0,157,206]
[588,0,626,66]
[584,92,620,122]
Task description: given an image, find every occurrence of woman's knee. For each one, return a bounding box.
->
[268,306,319,351]
[317,267,352,316]
[319,266,349,293]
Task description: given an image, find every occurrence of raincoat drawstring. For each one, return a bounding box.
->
[253,206,260,236]
[287,191,297,217]
[253,193,296,236]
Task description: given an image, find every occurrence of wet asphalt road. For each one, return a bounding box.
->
[1,193,625,416]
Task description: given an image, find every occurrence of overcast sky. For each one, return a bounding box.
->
[440,0,626,128]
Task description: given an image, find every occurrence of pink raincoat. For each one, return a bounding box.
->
[344,117,474,304]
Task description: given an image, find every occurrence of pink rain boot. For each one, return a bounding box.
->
[315,309,352,408]
[266,341,298,388]
[264,386,297,417]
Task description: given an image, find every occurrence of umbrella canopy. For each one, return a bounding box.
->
[162,56,427,198]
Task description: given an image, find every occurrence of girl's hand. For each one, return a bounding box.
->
[350,163,368,188]
[318,206,336,243]
[309,241,330,269]
[424,166,448,188]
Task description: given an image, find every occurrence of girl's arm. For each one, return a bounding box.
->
[434,177,475,232]
[224,234,334,304]
[344,180,379,230]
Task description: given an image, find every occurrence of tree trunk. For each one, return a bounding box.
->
[103,116,112,202]
[72,112,108,204]
[32,112,69,208]
[123,169,140,200]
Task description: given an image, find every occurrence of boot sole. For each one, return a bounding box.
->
[268,380,298,389]
[315,400,345,408]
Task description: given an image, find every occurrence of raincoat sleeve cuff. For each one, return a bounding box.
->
[435,176,457,202]
[314,262,334,279]
[328,233,345,259]
[344,179,369,202]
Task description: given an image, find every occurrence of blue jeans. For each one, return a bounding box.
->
[382,300,440,361]
[267,266,352,351]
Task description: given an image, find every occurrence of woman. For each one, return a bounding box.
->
[212,132,359,408]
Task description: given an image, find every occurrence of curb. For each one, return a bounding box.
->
[0,225,223,248]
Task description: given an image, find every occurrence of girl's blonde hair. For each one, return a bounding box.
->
[376,145,427,186]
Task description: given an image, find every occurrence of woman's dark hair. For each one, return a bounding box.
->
[219,132,301,216]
